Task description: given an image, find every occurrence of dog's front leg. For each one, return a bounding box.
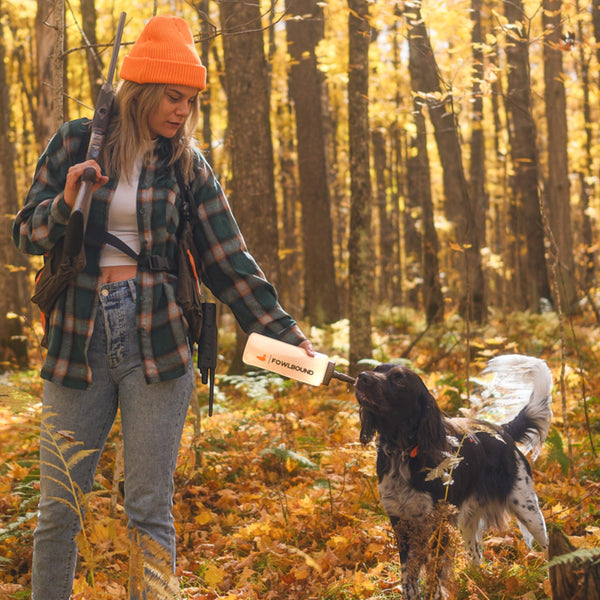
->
[391,517,421,600]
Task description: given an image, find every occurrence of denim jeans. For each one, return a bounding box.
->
[31,279,193,599]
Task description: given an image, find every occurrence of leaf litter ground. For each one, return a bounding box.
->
[1,315,600,599]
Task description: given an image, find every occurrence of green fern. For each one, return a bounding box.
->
[545,426,570,476]
[547,546,600,569]
[261,443,318,470]
[39,413,100,587]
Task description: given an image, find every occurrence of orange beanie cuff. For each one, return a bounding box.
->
[120,15,206,90]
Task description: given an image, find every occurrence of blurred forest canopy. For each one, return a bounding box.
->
[1,0,600,368]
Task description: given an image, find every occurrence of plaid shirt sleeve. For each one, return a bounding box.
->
[13,120,89,254]
[190,153,305,346]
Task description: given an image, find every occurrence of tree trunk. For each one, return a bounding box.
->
[576,0,595,291]
[409,107,444,324]
[405,0,485,323]
[0,12,30,369]
[275,102,301,314]
[390,8,403,307]
[52,0,66,127]
[35,0,58,149]
[285,0,339,326]
[80,0,103,103]
[542,0,577,314]
[195,0,214,165]
[405,134,423,312]
[469,0,488,316]
[593,0,600,68]
[347,0,372,372]
[490,61,508,310]
[504,0,552,311]
[372,128,393,304]
[549,527,600,600]
[389,122,403,307]
[219,1,280,372]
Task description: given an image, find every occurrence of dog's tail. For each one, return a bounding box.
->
[481,355,553,460]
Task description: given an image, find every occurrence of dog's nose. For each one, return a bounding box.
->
[356,371,372,386]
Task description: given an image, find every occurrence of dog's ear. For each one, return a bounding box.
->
[359,406,377,444]
[416,390,448,461]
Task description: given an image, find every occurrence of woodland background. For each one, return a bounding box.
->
[0,0,599,598]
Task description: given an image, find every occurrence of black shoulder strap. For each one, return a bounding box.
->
[84,157,188,273]
[174,160,195,225]
[86,224,177,272]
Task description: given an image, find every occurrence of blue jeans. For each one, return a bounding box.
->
[31,279,193,599]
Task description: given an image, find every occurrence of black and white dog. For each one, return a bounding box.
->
[355,355,552,599]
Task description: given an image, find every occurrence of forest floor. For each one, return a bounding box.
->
[1,307,599,599]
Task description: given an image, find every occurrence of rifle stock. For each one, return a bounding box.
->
[67,11,126,256]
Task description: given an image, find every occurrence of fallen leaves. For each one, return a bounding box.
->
[1,318,600,599]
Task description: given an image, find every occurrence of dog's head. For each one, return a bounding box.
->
[355,364,448,460]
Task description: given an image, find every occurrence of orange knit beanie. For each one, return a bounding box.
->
[120,15,206,90]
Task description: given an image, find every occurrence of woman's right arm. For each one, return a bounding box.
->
[12,120,99,255]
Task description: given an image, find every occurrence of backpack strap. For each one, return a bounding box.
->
[86,224,177,272]
[174,160,194,227]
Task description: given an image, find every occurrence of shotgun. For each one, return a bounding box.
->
[63,11,126,258]
[30,12,127,325]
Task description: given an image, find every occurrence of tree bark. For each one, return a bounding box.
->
[390,8,403,307]
[408,107,444,324]
[542,0,577,314]
[35,0,58,149]
[372,128,393,304]
[347,0,372,372]
[0,11,30,369]
[285,0,339,326]
[549,527,600,600]
[469,0,488,316]
[219,1,280,372]
[194,0,214,165]
[275,101,301,314]
[577,0,595,290]
[52,0,66,127]
[80,0,103,103]
[504,0,552,311]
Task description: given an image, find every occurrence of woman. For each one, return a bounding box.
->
[13,15,313,598]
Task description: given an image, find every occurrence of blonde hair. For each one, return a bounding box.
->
[102,81,200,183]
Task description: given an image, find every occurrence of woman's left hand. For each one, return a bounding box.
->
[299,339,315,357]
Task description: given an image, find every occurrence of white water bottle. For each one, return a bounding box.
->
[242,332,355,386]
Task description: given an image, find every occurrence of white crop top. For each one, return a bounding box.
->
[99,158,142,268]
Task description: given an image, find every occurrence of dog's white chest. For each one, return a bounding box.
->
[378,456,433,520]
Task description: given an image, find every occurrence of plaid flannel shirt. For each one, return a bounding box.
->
[13,118,304,390]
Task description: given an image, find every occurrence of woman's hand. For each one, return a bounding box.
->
[299,339,315,357]
[64,160,109,208]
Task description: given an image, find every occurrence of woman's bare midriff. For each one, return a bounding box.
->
[101,265,138,284]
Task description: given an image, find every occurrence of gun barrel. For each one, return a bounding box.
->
[65,11,126,257]
[106,13,127,84]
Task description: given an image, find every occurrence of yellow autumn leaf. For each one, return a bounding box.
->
[299,495,316,514]
[353,569,376,593]
[292,564,312,580]
[194,509,213,526]
[204,563,227,588]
